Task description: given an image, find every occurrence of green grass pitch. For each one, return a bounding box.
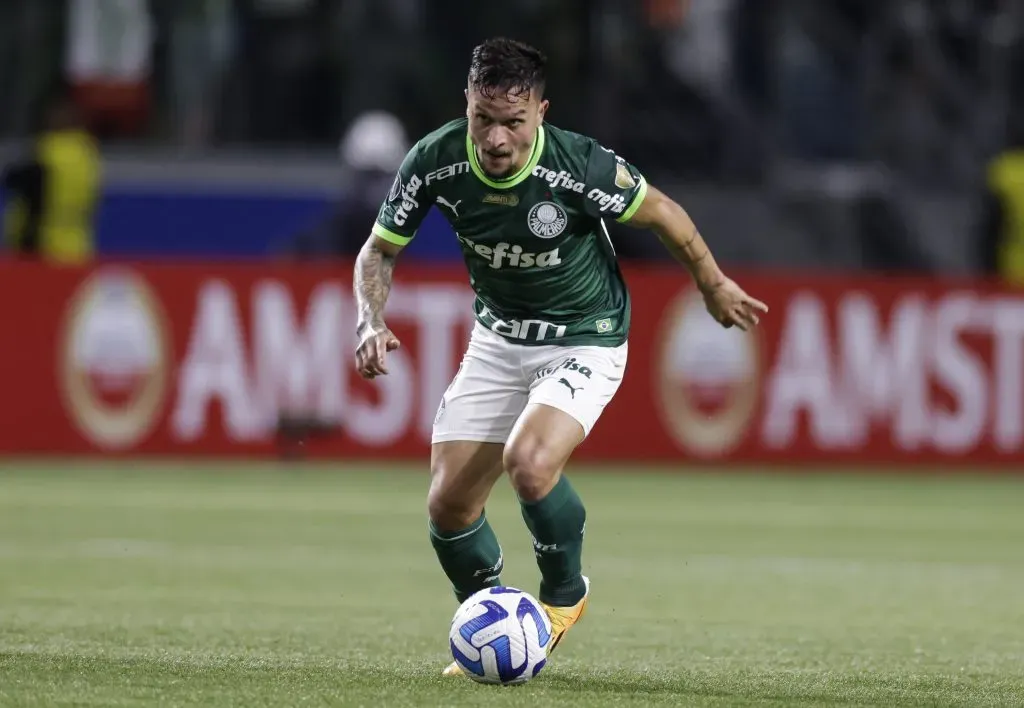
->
[0,461,1022,707]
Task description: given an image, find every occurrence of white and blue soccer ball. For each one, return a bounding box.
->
[449,586,553,685]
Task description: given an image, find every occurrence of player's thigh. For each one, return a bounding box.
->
[428,441,505,531]
[504,402,587,501]
[526,341,628,439]
[504,341,629,500]
[431,324,530,446]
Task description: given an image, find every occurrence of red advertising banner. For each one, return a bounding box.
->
[2,260,1023,466]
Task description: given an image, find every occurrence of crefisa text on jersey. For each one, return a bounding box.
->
[457,234,563,270]
[392,174,423,227]
[532,164,628,215]
[532,165,585,193]
[586,189,628,215]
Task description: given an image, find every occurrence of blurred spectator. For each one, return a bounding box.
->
[65,0,154,139]
[730,0,774,122]
[282,110,409,258]
[232,0,338,145]
[855,185,926,271]
[979,114,1024,284]
[335,0,436,139]
[775,1,864,162]
[163,0,235,149]
[0,4,66,141]
[663,0,770,181]
[2,93,102,264]
[665,0,734,98]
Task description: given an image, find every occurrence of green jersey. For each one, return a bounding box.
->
[372,119,648,347]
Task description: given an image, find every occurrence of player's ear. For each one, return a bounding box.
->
[538,99,549,122]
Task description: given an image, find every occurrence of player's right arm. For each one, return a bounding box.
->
[354,235,402,378]
[353,141,431,379]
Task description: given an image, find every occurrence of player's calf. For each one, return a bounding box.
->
[429,441,507,602]
[429,512,504,602]
[428,477,504,603]
[505,404,588,608]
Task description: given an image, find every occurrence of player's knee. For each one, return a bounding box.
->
[427,487,482,532]
[504,439,559,503]
[427,469,484,532]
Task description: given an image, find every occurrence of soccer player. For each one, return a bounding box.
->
[353,38,767,674]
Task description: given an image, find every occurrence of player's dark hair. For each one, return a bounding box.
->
[468,38,547,101]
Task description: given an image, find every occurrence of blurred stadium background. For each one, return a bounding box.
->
[1,2,1023,706]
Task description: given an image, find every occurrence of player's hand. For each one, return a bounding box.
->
[355,323,401,379]
[700,277,768,331]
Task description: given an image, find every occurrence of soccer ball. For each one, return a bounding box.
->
[449,586,553,685]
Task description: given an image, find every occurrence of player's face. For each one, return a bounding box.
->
[466,87,548,178]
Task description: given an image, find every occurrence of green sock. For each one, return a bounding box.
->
[429,512,503,603]
[520,475,587,606]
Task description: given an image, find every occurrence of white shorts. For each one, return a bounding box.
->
[431,322,628,444]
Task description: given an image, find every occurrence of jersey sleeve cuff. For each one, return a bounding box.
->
[372,222,414,246]
[615,177,648,224]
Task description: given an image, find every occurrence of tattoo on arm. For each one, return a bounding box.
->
[354,240,396,333]
[675,230,709,265]
[629,184,723,290]
[657,223,716,286]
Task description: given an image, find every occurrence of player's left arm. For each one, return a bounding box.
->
[624,185,768,331]
[583,143,766,329]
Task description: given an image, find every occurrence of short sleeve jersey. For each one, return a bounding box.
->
[373,119,648,347]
